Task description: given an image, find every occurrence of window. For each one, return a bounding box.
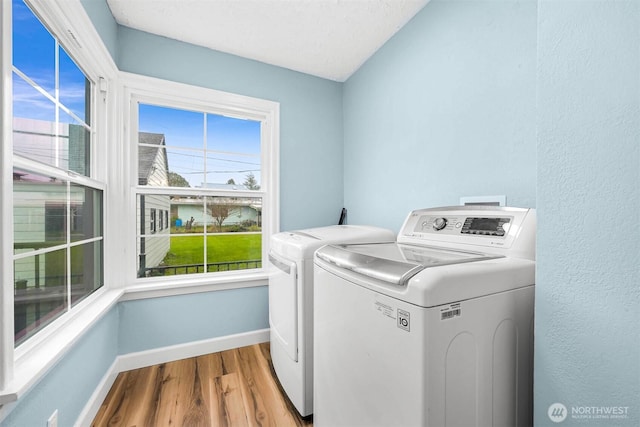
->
[10,0,104,347]
[124,75,279,282]
[150,208,157,233]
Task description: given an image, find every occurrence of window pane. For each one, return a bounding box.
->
[14,249,68,346]
[205,152,260,190]
[137,194,174,277]
[139,104,204,150]
[59,47,90,125]
[13,78,90,175]
[206,115,261,188]
[167,147,203,188]
[70,240,103,306]
[137,194,175,235]
[206,234,262,272]
[70,184,102,242]
[12,0,55,96]
[203,195,262,274]
[139,235,204,277]
[138,104,205,188]
[13,117,61,169]
[138,141,206,188]
[12,72,55,122]
[207,196,262,232]
[14,170,67,254]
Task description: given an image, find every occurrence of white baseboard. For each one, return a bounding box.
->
[75,358,120,427]
[75,328,270,427]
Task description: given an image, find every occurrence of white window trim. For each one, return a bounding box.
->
[0,0,118,410]
[0,0,15,395]
[120,72,280,295]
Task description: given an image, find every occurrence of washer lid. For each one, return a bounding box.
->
[316,242,501,286]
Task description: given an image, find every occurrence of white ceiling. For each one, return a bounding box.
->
[106,0,430,82]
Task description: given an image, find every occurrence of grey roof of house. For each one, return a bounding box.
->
[138,132,167,184]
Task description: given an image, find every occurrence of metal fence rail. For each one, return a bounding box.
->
[144,259,262,276]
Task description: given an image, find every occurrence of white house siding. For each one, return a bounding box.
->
[146,147,168,187]
[137,194,171,272]
[137,135,171,274]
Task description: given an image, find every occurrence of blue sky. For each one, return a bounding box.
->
[12,0,88,124]
[12,0,261,188]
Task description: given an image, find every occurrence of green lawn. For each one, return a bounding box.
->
[161,233,262,267]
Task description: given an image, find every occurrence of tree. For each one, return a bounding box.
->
[210,199,239,232]
[227,178,236,185]
[243,172,260,190]
[168,171,190,187]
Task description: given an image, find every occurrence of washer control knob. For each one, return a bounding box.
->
[433,217,448,231]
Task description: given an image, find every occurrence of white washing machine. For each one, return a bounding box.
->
[268,224,395,416]
[314,206,536,427]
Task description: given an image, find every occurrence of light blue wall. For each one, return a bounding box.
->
[1,308,119,427]
[118,287,269,354]
[343,0,537,231]
[118,27,344,232]
[535,1,640,426]
[80,0,119,60]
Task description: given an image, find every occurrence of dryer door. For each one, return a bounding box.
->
[268,252,298,362]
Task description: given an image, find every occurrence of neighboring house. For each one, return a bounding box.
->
[137,132,171,276]
[172,196,261,229]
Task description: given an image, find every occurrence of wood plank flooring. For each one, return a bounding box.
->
[92,342,313,427]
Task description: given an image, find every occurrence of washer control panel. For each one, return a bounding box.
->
[415,215,511,237]
[460,217,510,236]
[398,206,536,257]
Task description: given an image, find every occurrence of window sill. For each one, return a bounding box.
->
[0,288,122,407]
[121,270,269,301]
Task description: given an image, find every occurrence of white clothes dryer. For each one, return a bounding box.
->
[314,206,536,427]
[268,225,394,416]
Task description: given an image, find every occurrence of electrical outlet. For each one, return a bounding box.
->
[47,410,58,427]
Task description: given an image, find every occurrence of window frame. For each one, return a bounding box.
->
[121,72,280,290]
[0,0,118,405]
[10,0,106,340]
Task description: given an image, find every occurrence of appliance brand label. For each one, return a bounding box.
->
[397,309,410,332]
[440,303,461,320]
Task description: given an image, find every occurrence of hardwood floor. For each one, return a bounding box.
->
[92,342,313,427]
